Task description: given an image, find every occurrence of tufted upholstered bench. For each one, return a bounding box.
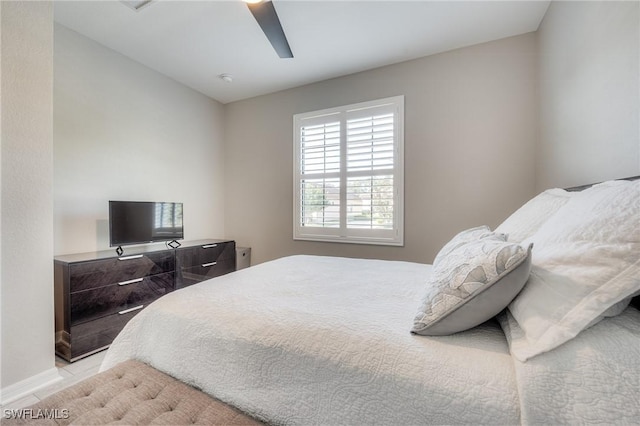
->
[3,360,263,425]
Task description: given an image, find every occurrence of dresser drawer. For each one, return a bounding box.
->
[69,251,174,292]
[176,241,235,269]
[176,259,235,289]
[68,308,142,361]
[70,272,173,326]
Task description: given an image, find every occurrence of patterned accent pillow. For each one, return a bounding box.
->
[413,239,532,336]
[433,226,506,267]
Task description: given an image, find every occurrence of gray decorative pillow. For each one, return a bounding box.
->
[432,226,506,267]
[413,239,532,336]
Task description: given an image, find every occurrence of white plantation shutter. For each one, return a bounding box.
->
[294,96,404,245]
[301,121,340,174]
[300,178,340,228]
[346,109,395,173]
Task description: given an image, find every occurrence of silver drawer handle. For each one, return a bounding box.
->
[118,277,143,286]
[202,262,217,267]
[118,305,144,315]
[202,244,218,249]
[118,254,143,261]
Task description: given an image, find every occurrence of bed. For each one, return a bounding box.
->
[102,177,640,425]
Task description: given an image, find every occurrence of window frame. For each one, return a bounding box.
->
[293,95,404,246]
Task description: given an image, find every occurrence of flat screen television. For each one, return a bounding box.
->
[109,201,183,247]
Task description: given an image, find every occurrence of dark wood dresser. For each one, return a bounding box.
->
[175,240,236,289]
[55,239,235,362]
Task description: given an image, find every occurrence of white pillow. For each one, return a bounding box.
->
[506,179,640,361]
[495,188,574,243]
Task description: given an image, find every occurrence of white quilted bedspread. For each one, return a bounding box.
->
[102,255,519,425]
[502,306,640,424]
[102,255,640,424]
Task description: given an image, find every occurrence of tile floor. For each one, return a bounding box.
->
[2,351,106,411]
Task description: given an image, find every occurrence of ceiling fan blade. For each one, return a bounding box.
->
[247,1,293,59]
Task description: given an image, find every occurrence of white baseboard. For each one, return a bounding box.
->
[0,367,63,405]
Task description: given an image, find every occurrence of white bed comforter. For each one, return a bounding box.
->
[101,255,639,425]
[501,306,640,424]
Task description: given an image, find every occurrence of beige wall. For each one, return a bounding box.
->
[536,1,640,190]
[1,1,59,393]
[225,34,538,265]
[54,25,227,255]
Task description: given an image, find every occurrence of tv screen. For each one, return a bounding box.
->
[109,201,183,247]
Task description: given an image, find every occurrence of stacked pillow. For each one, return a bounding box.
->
[495,188,574,243]
[413,178,640,359]
[500,179,640,361]
[412,226,532,336]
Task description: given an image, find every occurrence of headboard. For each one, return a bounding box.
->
[564,176,640,310]
[564,175,640,191]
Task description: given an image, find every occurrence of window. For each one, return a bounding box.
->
[293,96,404,246]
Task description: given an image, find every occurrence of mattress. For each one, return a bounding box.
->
[102,255,520,425]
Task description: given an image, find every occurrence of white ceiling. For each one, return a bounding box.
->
[54,0,551,104]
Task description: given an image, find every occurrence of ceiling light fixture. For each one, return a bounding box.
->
[219,74,234,83]
[243,0,264,4]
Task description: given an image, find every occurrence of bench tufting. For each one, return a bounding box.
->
[3,360,263,425]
